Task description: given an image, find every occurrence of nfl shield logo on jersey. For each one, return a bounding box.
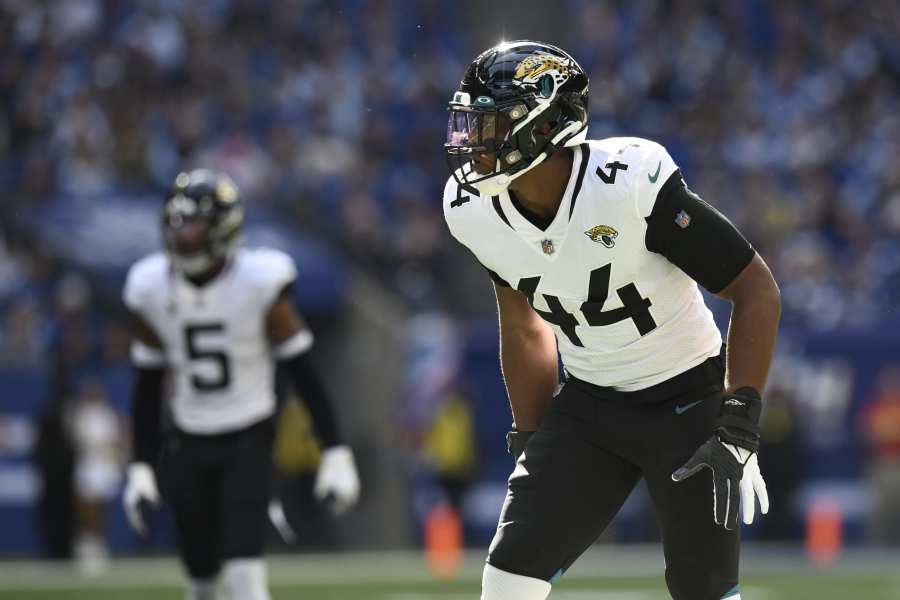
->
[541,239,555,255]
[675,210,691,229]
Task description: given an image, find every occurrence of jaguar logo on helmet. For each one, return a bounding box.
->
[513,52,575,87]
[216,179,238,204]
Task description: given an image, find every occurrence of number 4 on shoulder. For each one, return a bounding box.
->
[450,182,479,208]
[597,161,628,184]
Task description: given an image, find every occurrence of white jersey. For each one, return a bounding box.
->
[123,247,299,434]
[443,137,722,391]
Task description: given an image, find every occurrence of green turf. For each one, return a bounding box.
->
[3,548,899,600]
[4,573,899,600]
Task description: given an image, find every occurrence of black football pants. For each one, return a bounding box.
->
[161,417,275,579]
[487,355,740,600]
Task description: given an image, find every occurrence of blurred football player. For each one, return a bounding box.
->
[443,41,779,600]
[121,169,360,600]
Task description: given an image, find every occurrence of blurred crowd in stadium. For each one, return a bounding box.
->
[1,0,900,562]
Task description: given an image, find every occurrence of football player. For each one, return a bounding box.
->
[121,169,360,600]
[443,42,779,600]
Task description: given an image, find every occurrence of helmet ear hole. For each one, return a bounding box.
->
[539,75,554,98]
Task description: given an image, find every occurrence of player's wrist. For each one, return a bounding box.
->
[506,429,535,460]
[320,445,354,463]
[715,387,762,453]
[127,462,155,478]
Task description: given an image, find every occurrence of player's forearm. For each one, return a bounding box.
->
[500,325,559,431]
[130,367,165,464]
[280,351,341,447]
[724,282,781,395]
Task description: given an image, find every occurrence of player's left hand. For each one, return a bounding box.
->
[314,445,360,515]
[671,387,770,530]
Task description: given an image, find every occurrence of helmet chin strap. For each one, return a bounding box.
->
[470,121,587,196]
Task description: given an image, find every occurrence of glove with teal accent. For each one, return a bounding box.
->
[671,387,769,530]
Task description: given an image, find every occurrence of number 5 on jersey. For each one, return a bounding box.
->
[184,323,231,391]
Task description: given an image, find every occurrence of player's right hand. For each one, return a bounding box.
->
[123,462,160,536]
[314,445,360,515]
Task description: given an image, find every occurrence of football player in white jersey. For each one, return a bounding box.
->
[443,42,780,600]
[121,169,360,600]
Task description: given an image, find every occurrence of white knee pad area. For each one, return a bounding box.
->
[222,558,270,600]
[186,578,219,600]
[481,563,551,600]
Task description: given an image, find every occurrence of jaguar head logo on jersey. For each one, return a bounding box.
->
[162,169,244,277]
[585,225,619,248]
[444,41,589,196]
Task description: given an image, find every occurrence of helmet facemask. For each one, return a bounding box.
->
[444,42,589,196]
[445,94,520,194]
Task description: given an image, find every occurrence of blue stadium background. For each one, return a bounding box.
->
[1,0,899,556]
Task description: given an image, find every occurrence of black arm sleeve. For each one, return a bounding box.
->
[131,367,165,464]
[645,170,755,293]
[279,352,341,448]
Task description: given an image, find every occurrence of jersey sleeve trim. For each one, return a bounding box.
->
[492,195,513,229]
[644,170,755,293]
[568,143,591,220]
[273,329,314,360]
[130,341,166,368]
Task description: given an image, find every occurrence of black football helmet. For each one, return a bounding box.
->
[444,41,589,195]
[162,169,243,276]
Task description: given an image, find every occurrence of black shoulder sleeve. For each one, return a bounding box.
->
[645,170,755,293]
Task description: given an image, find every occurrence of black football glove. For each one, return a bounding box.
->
[671,387,770,530]
[506,429,535,461]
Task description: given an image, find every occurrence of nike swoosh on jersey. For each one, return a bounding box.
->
[648,160,662,183]
[674,398,705,415]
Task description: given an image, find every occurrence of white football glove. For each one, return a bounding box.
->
[314,445,360,515]
[122,462,160,536]
[724,443,770,525]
